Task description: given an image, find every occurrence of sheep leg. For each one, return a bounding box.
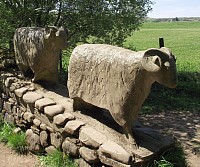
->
[123,123,138,149]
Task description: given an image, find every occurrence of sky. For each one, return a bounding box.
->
[148,0,200,18]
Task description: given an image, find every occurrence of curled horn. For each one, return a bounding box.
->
[141,48,167,72]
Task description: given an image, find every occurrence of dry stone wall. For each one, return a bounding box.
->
[0,70,174,167]
[0,71,135,167]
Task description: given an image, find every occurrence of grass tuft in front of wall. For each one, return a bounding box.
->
[0,121,28,154]
[39,149,78,167]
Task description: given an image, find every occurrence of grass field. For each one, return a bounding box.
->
[124,21,200,72]
[123,21,200,113]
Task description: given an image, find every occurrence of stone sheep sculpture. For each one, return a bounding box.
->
[67,44,177,147]
[14,26,68,83]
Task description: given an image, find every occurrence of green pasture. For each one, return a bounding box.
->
[124,21,200,72]
[123,21,200,113]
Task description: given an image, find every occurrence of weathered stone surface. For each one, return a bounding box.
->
[14,26,68,83]
[33,118,41,127]
[31,125,40,135]
[35,98,56,111]
[4,112,15,123]
[13,127,21,134]
[23,92,43,104]
[44,105,64,119]
[79,127,107,148]
[98,153,131,167]
[98,141,132,165]
[45,145,56,154]
[50,132,63,148]
[79,147,99,163]
[17,106,25,118]
[78,159,92,167]
[9,82,21,92]
[62,139,79,157]
[14,87,28,97]
[4,101,12,113]
[23,112,34,122]
[47,126,54,133]
[12,105,17,115]
[5,77,17,88]
[26,129,33,137]
[26,129,42,152]
[68,44,177,147]
[40,131,49,147]
[64,120,85,135]
[53,113,74,126]
[40,123,47,130]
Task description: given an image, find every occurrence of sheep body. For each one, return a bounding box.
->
[68,44,177,145]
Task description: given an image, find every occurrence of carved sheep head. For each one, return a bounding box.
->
[44,26,68,49]
[141,47,177,88]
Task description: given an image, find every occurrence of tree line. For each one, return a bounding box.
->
[0,0,153,49]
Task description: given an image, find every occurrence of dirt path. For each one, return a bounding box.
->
[139,110,200,167]
[0,143,40,167]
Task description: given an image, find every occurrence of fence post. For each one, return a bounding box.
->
[159,37,164,48]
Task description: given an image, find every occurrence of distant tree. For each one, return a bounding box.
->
[0,0,153,48]
[175,17,179,21]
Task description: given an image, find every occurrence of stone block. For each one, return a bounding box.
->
[40,131,49,147]
[78,159,92,167]
[64,120,85,136]
[4,112,15,123]
[9,82,21,92]
[35,98,56,112]
[53,113,75,126]
[60,98,74,112]
[14,87,28,98]
[33,118,41,127]
[40,123,47,130]
[62,138,79,157]
[47,126,54,133]
[17,106,25,118]
[5,77,16,88]
[98,154,131,167]
[23,112,35,122]
[98,141,132,165]
[31,125,40,135]
[11,105,17,116]
[13,127,21,134]
[44,105,64,119]
[79,127,107,149]
[45,145,56,154]
[50,132,63,148]
[26,129,42,152]
[23,92,43,104]
[4,101,12,113]
[79,147,99,163]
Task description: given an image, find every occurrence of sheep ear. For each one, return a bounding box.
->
[44,26,57,39]
[55,26,65,37]
[141,49,164,72]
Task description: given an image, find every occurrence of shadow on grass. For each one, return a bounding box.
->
[152,143,187,167]
[142,71,200,114]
